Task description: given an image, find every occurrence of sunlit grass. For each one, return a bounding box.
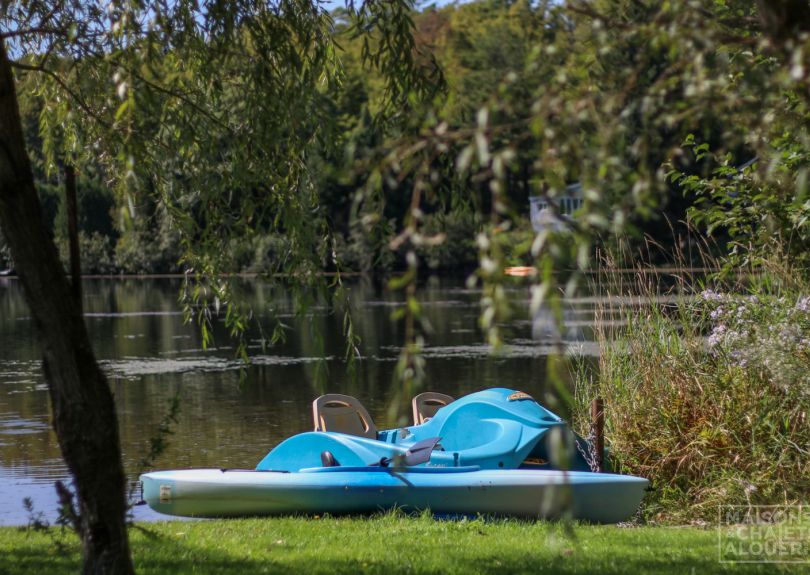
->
[0,513,789,574]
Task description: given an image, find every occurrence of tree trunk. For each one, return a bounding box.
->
[0,40,134,575]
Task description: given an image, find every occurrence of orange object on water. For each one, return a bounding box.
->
[504,266,537,277]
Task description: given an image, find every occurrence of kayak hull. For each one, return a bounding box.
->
[140,467,647,523]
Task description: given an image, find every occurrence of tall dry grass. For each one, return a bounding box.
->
[573,231,810,523]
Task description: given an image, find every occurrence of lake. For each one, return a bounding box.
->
[0,276,604,525]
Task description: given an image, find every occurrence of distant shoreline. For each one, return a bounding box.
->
[0,267,721,280]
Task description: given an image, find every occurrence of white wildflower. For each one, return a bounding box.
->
[795,297,810,313]
[707,324,726,348]
[701,289,725,302]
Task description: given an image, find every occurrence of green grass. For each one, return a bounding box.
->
[0,514,803,575]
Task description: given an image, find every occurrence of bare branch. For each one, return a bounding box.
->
[0,27,66,39]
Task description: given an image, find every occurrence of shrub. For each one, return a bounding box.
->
[115,226,182,274]
[416,210,480,271]
[335,218,396,273]
[669,134,810,278]
[244,234,291,274]
[57,232,116,275]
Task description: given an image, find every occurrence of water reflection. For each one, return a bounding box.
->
[0,277,603,525]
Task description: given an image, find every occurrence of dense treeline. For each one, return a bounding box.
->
[0,0,699,275]
[3,1,807,279]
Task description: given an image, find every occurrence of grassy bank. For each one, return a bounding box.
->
[573,274,810,523]
[0,514,797,575]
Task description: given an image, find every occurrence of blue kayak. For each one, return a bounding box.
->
[257,388,593,472]
[141,466,647,523]
[140,388,648,522]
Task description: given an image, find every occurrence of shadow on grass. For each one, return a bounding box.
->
[0,544,79,575]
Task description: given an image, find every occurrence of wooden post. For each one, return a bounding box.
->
[591,397,604,472]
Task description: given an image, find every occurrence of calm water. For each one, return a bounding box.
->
[0,276,604,525]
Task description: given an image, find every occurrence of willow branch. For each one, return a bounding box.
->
[9,59,112,130]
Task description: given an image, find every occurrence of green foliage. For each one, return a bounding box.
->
[438,0,545,126]
[71,232,115,275]
[345,0,810,402]
[114,206,183,275]
[2,0,441,372]
[15,0,806,285]
[51,171,116,241]
[225,234,292,275]
[333,218,396,273]
[416,208,481,270]
[670,134,810,276]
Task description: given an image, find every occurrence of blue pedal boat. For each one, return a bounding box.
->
[141,388,648,522]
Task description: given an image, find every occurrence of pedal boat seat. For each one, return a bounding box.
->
[412,392,455,425]
[312,394,377,439]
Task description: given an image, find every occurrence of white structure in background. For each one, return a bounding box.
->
[529,183,584,232]
[528,183,586,342]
